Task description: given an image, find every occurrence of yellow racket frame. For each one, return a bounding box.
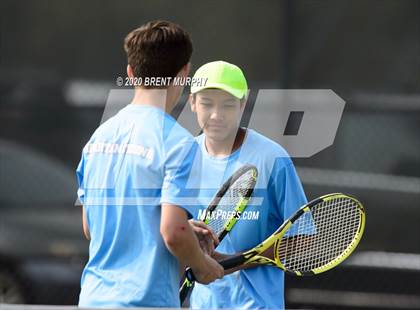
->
[241,193,365,276]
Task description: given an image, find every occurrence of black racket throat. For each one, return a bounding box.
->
[219,254,248,270]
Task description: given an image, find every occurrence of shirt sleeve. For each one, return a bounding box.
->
[268,158,307,222]
[160,138,199,218]
[76,153,86,205]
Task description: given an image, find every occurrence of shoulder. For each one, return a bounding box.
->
[194,133,205,145]
[161,116,198,162]
[88,109,129,142]
[246,129,292,167]
[81,119,116,150]
[163,114,195,145]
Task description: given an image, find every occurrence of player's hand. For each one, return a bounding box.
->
[192,254,224,284]
[189,220,219,255]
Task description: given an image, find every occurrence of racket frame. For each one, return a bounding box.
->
[220,193,366,276]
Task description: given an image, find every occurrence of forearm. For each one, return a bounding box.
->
[161,204,224,284]
[163,221,206,268]
[82,206,90,240]
[161,203,206,269]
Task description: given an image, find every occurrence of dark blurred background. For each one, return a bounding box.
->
[0,0,419,309]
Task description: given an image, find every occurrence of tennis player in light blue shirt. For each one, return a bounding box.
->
[188,61,307,309]
[76,22,223,308]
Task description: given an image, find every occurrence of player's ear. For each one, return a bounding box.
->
[189,94,196,113]
[239,90,249,112]
[127,65,134,78]
[239,98,246,112]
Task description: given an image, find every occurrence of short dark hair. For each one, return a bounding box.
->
[124,20,193,87]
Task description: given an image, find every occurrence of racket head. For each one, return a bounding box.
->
[274,193,365,276]
[201,164,258,239]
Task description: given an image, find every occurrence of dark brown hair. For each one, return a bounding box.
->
[124,20,193,87]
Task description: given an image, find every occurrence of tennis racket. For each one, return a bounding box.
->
[179,164,258,304]
[187,193,365,279]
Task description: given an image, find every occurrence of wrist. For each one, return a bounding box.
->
[189,251,208,271]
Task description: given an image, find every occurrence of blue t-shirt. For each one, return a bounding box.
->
[76,104,198,308]
[190,129,307,310]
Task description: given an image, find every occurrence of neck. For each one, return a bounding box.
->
[205,128,246,157]
[130,87,175,114]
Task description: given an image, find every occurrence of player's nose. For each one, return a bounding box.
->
[210,109,224,121]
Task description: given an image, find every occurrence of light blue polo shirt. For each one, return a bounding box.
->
[76,104,198,308]
[190,129,307,310]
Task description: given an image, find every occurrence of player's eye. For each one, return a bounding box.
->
[200,102,212,107]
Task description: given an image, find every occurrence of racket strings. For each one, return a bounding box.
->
[301,198,360,270]
[301,198,359,270]
[206,169,256,236]
[278,197,361,272]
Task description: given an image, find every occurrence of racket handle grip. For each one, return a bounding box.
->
[220,255,247,270]
[185,267,196,281]
[179,268,195,305]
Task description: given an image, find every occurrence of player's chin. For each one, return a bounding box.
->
[204,129,229,141]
